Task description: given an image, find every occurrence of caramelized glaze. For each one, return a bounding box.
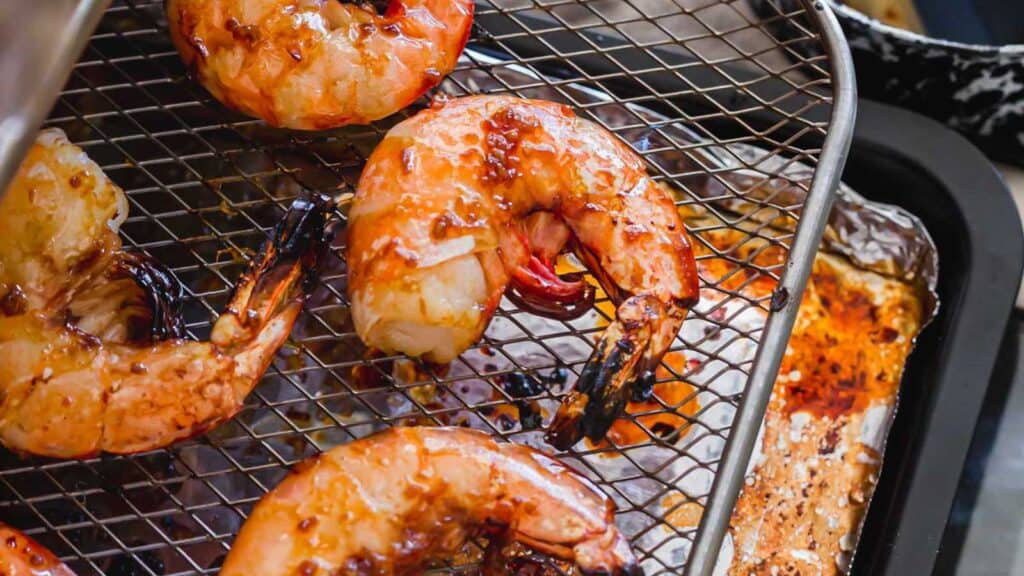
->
[166,0,474,129]
[678,202,926,575]
[0,524,74,576]
[221,427,640,576]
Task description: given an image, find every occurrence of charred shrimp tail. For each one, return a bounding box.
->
[111,251,187,342]
[212,192,331,350]
[547,295,667,451]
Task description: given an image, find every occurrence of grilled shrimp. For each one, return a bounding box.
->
[346,96,700,449]
[167,0,474,129]
[0,523,74,576]
[221,426,640,575]
[0,129,329,457]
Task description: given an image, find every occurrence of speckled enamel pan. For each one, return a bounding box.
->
[754,0,1024,166]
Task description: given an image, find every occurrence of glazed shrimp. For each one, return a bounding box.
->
[221,426,640,575]
[346,96,699,449]
[0,523,74,576]
[0,129,329,457]
[167,0,474,129]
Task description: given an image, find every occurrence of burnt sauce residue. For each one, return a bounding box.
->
[659,119,939,418]
[685,215,924,420]
[775,258,922,419]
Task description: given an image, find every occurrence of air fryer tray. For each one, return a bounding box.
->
[0,1,856,574]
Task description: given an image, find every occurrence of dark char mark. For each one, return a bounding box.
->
[115,252,186,341]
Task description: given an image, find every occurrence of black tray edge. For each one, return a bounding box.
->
[850,99,1024,576]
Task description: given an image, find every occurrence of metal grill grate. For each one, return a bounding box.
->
[1,1,854,575]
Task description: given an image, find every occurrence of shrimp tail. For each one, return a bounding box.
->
[112,252,186,342]
[221,427,642,576]
[547,295,664,450]
[212,193,331,350]
[249,192,332,305]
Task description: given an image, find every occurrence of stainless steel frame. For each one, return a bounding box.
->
[684,2,856,573]
[0,1,855,574]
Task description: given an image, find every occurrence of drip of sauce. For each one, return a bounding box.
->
[662,491,704,530]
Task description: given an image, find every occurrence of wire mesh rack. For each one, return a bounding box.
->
[0,1,854,574]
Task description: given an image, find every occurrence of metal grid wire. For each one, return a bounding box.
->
[0,1,841,574]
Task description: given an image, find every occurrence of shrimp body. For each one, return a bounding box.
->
[221,426,640,575]
[0,130,329,457]
[347,96,699,448]
[0,128,128,313]
[167,0,474,129]
[0,523,74,576]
